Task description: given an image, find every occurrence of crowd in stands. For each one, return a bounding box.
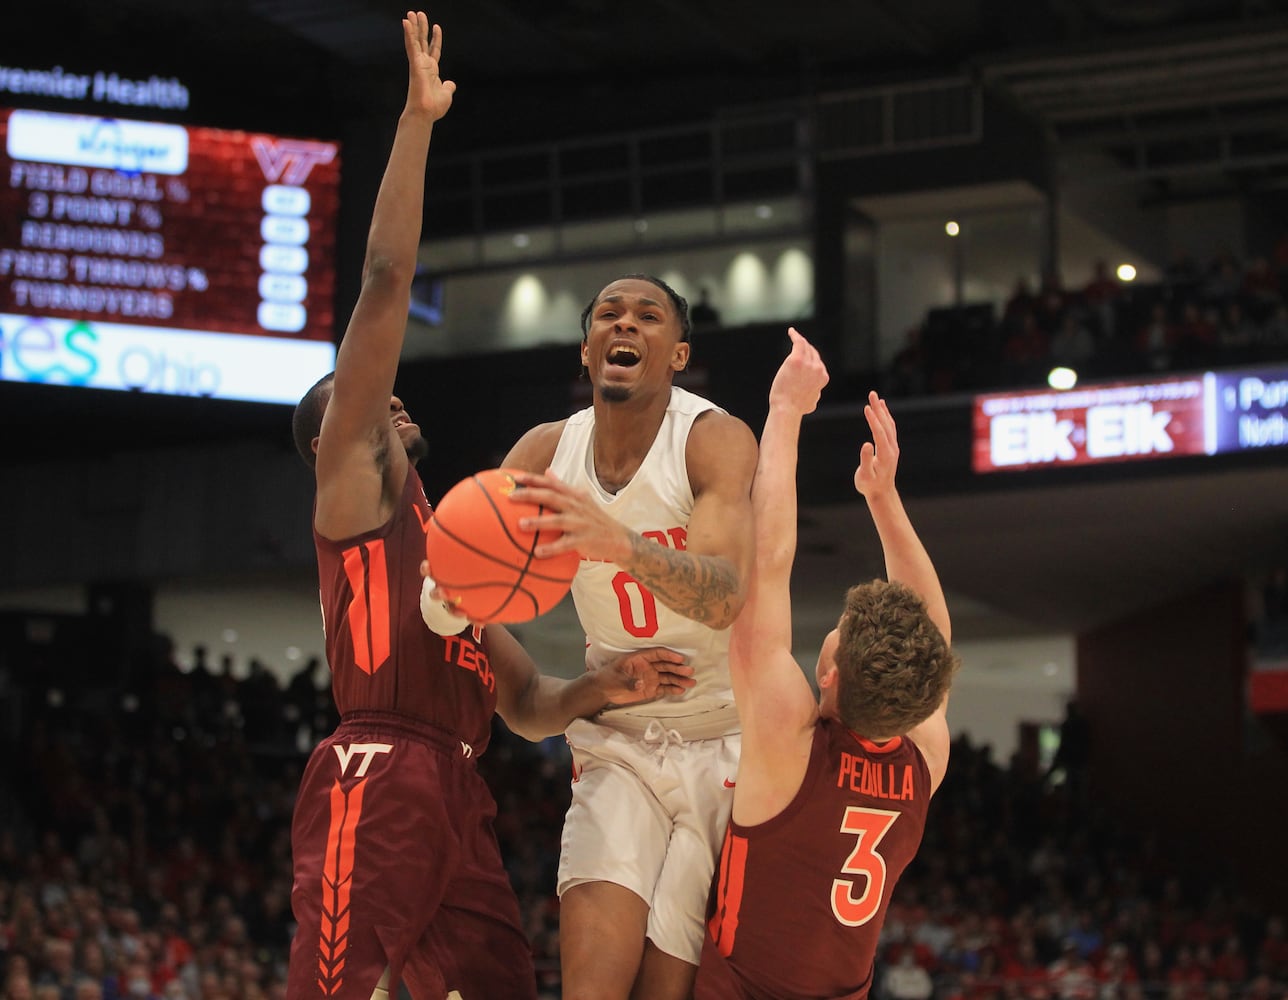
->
[2,638,1286,1000]
[887,239,1288,397]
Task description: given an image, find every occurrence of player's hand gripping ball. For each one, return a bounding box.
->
[425,468,579,624]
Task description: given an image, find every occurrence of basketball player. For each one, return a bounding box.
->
[286,16,694,1000]
[694,329,959,1000]
[499,275,758,1000]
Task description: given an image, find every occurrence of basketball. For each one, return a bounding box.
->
[425,468,580,624]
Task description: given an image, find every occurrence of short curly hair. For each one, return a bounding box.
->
[579,273,691,345]
[291,371,335,468]
[833,580,959,738]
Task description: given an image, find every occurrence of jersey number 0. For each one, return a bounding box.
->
[612,570,660,637]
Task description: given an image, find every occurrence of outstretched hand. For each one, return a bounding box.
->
[854,390,900,500]
[769,327,829,416]
[402,11,456,122]
[593,647,696,707]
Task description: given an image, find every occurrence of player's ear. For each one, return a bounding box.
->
[580,339,591,368]
[311,435,321,456]
[671,341,690,372]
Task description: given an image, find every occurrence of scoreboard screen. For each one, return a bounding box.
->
[0,106,339,404]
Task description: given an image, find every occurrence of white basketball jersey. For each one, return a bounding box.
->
[549,386,739,738]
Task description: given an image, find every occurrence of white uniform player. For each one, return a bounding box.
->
[551,386,741,964]
[501,274,758,1000]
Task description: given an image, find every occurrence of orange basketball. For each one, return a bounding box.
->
[425,468,580,624]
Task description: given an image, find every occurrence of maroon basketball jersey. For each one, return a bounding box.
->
[315,466,497,752]
[697,717,932,1000]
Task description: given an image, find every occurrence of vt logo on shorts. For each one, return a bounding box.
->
[316,743,391,994]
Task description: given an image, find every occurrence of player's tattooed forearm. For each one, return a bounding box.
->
[628,534,740,626]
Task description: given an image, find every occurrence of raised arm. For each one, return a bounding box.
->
[854,391,953,788]
[728,328,830,825]
[486,627,695,741]
[853,393,950,645]
[313,12,455,538]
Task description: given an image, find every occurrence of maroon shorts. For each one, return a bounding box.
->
[694,928,869,1000]
[286,711,536,999]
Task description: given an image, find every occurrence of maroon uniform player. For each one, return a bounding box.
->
[286,14,691,999]
[694,330,959,1000]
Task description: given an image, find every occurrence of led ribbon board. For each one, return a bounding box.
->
[973,367,1288,473]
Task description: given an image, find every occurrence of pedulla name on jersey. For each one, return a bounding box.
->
[837,752,916,801]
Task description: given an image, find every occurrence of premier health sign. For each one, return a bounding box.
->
[972,366,1288,473]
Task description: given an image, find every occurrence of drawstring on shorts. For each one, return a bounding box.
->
[642,719,684,765]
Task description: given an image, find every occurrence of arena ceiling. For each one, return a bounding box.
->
[23,0,1288,161]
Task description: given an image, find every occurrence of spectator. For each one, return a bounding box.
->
[1209,936,1247,985]
[1049,938,1097,1000]
[1096,942,1139,997]
[1035,271,1068,335]
[1216,301,1258,364]
[1004,276,1039,327]
[1139,940,1169,999]
[1243,974,1275,1000]
[71,980,102,1000]
[1261,304,1288,355]
[281,657,325,750]
[1255,915,1288,979]
[1082,260,1122,340]
[690,286,722,328]
[1046,699,1091,804]
[33,938,74,998]
[1004,936,1052,993]
[1167,945,1207,999]
[1066,909,1104,962]
[1049,313,1097,371]
[1174,303,1219,370]
[234,660,282,748]
[884,951,936,1000]
[1240,256,1280,322]
[1163,250,1202,299]
[1273,231,1288,290]
[1002,312,1050,384]
[917,909,961,966]
[1135,302,1179,372]
[113,960,159,1000]
[1201,248,1243,309]
[889,326,928,397]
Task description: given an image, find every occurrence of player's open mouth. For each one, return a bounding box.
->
[606,344,641,368]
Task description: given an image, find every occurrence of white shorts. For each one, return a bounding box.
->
[557,716,741,966]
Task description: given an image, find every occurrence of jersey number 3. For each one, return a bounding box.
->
[831,806,899,927]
